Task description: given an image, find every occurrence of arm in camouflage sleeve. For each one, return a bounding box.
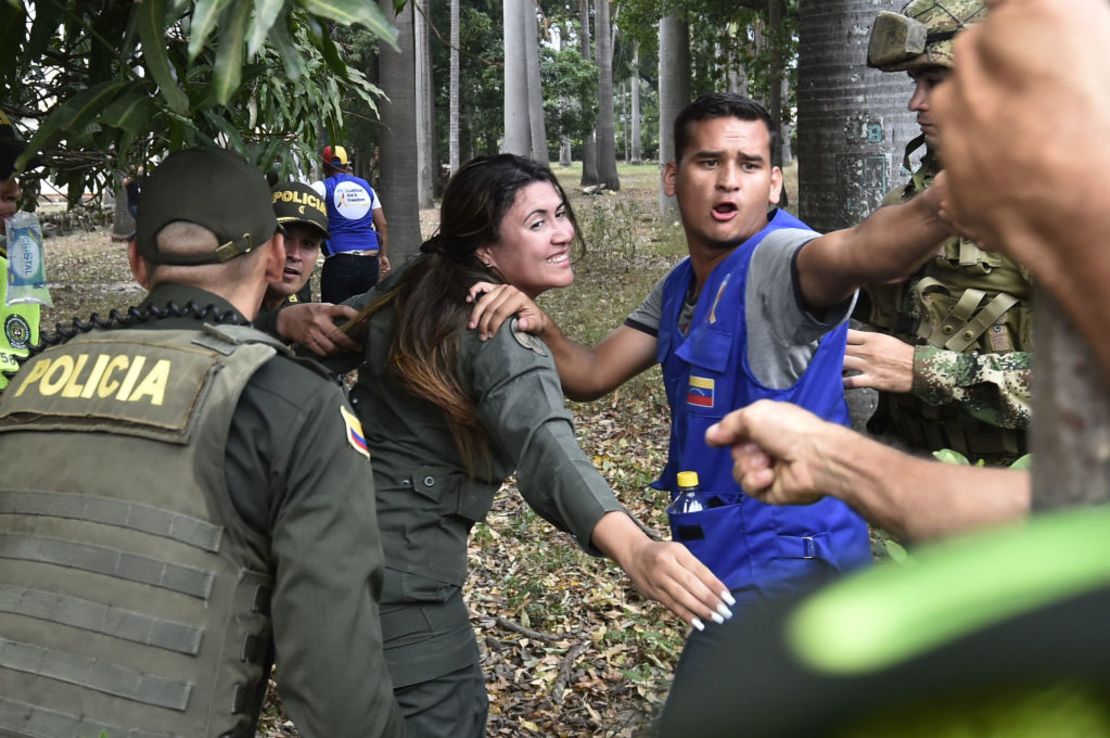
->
[911,346,1032,430]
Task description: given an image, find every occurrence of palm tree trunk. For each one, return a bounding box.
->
[796,0,917,232]
[578,0,599,185]
[594,0,620,190]
[415,0,435,207]
[379,0,422,261]
[658,12,690,214]
[449,0,460,174]
[524,0,549,163]
[630,43,642,165]
[503,0,530,155]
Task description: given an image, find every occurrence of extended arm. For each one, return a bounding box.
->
[843,329,1032,429]
[468,325,730,624]
[796,180,951,310]
[705,399,1030,542]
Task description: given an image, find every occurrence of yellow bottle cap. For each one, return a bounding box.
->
[676,471,699,489]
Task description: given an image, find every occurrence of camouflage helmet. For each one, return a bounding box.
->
[867,0,987,72]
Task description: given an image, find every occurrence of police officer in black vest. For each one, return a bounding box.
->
[0,147,404,737]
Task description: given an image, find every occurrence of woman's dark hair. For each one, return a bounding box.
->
[356,154,582,470]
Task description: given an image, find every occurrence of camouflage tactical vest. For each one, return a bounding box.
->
[862,144,1032,462]
[0,324,284,737]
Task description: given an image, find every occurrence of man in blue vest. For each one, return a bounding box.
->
[466,92,953,665]
[317,144,389,303]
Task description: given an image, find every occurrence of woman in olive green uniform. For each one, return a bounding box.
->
[278,155,730,737]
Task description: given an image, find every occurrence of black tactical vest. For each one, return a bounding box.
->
[0,324,284,737]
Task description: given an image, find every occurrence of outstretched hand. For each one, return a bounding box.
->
[705,400,839,507]
[276,302,363,356]
[466,282,550,341]
[620,537,735,632]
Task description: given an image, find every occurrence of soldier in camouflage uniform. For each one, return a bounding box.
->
[846,0,1032,465]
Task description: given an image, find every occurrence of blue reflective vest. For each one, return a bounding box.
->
[324,172,380,255]
[657,209,872,592]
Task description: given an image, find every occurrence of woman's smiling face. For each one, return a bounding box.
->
[477,181,576,299]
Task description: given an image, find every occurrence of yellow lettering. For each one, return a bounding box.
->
[80,354,111,399]
[60,354,89,398]
[97,355,129,398]
[115,355,146,401]
[13,358,51,397]
[128,359,171,406]
[40,355,75,396]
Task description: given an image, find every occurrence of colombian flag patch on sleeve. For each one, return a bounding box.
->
[340,405,370,458]
[687,375,715,408]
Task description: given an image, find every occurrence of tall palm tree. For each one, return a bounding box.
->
[578,0,599,185]
[449,0,461,174]
[630,43,642,165]
[658,12,690,214]
[524,0,549,163]
[594,0,619,190]
[503,0,530,155]
[796,0,917,232]
[379,0,422,262]
[415,0,435,207]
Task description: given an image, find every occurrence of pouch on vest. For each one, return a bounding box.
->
[668,490,752,586]
[411,465,495,524]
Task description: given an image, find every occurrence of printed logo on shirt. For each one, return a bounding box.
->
[4,314,31,350]
[687,375,715,408]
[333,180,373,221]
[340,404,370,459]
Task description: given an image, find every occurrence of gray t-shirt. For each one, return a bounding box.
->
[624,228,856,389]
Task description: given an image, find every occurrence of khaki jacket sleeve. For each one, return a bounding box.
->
[268,381,405,737]
[464,323,625,554]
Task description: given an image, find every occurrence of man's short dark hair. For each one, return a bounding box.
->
[673,93,780,164]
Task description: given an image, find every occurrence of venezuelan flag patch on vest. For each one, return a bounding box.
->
[340,404,370,458]
[687,375,715,408]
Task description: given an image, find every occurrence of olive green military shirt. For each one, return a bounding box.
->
[137,284,405,738]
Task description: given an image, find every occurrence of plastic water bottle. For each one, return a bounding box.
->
[673,470,703,513]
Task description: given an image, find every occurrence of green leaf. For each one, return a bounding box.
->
[267,11,303,81]
[14,80,130,172]
[883,539,911,565]
[22,0,60,70]
[135,0,190,114]
[187,0,234,60]
[212,0,251,105]
[247,0,285,58]
[1009,454,1033,471]
[931,448,970,466]
[0,1,27,87]
[100,89,156,137]
[314,28,348,78]
[299,0,399,48]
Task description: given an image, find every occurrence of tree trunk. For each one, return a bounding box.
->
[559,137,572,166]
[594,0,620,190]
[415,0,435,207]
[630,43,642,164]
[379,0,422,262]
[524,0,549,163]
[1031,288,1110,509]
[503,0,530,155]
[780,76,793,164]
[449,0,461,174]
[767,0,784,169]
[796,0,918,232]
[579,0,599,185]
[658,12,690,214]
[110,178,134,241]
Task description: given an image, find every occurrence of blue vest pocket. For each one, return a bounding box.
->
[667,493,751,587]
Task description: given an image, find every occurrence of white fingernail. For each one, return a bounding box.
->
[721,591,737,606]
[691,617,705,632]
[718,603,734,620]
[710,612,724,625]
